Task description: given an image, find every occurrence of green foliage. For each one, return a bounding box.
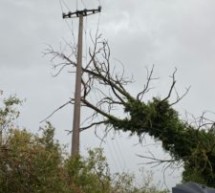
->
[106,97,215,187]
[109,98,194,159]
[65,148,112,193]
[111,170,168,193]
[182,128,215,187]
[0,126,167,193]
[0,124,64,193]
[0,95,22,150]
[0,95,22,125]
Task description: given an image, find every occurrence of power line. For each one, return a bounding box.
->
[106,138,122,172]
[59,0,70,12]
[81,0,86,8]
[76,0,78,10]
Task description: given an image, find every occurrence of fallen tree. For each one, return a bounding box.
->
[46,36,215,187]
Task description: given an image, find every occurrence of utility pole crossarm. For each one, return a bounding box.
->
[63,6,101,19]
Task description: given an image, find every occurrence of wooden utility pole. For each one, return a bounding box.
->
[63,6,101,156]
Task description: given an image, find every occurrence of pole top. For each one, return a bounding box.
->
[63,6,102,19]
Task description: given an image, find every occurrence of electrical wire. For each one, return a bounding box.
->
[106,138,122,173]
[115,136,127,170]
[111,137,125,171]
[76,0,78,10]
[59,0,71,11]
[59,0,77,52]
[84,16,88,67]
[97,0,101,7]
[94,3,102,42]
[81,0,86,8]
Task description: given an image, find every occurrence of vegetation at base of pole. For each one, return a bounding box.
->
[0,94,168,193]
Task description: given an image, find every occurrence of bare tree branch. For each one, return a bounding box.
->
[137,65,158,101]
[80,120,109,131]
[161,68,177,102]
[170,86,191,106]
[40,100,72,123]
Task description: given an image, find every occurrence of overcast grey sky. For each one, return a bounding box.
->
[1,0,215,189]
